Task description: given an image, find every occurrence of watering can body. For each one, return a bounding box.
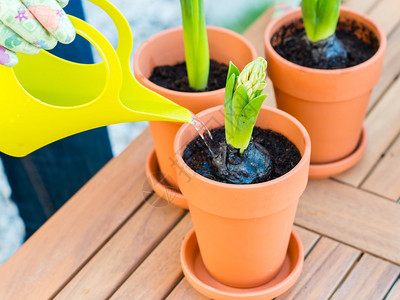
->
[0,0,192,157]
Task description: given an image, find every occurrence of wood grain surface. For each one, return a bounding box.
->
[296,179,400,264]
[1,1,399,299]
[362,135,400,201]
[0,129,153,299]
[278,238,361,300]
[110,214,193,299]
[331,254,400,300]
[55,198,185,299]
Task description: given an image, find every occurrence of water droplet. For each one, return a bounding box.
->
[190,113,215,157]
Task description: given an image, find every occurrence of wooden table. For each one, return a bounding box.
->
[1,0,400,299]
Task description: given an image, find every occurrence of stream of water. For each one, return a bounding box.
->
[190,113,215,157]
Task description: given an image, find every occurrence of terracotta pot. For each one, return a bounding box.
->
[134,26,257,196]
[264,7,386,165]
[174,105,311,288]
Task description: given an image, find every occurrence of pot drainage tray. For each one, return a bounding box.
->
[309,126,367,179]
[181,229,304,300]
[146,149,188,209]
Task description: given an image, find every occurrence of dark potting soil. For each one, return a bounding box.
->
[148,59,228,92]
[272,19,379,69]
[182,127,302,184]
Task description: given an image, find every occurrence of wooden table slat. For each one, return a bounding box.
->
[386,279,400,300]
[362,134,400,201]
[110,214,193,299]
[55,197,185,299]
[278,237,361,300]
[1,2,399,299]
[0,129,153,300]
[369,22,400,111]
[291,226,321,256]
[331,254,400,300]
[166,280,209,300]
[368,0,400,36]
[296,179,400,264]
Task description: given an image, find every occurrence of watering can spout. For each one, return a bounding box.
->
[141,101,193,124]
[143,101,193,123]
[119,72,193,124]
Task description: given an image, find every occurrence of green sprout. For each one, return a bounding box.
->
[180,0,210,91]
[224,57,268,153]
[301,0,341,42]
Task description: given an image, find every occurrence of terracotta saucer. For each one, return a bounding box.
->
[309,126,367,179]
[181,229,303,300]
[145,149,189,209]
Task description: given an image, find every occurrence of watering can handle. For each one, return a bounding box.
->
[65,0,135,89]
[63,0,129,92]
[67,16,122,90]
[85,0,133,64]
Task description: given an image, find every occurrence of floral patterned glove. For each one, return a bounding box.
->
[0,0,75,67]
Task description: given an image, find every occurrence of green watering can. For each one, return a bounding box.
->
[0,0,192,157]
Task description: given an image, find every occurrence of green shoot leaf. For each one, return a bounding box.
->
[180,0,210,91]
[226,61,240,84]
[224,58,268,153]
[227,84,249,146]
[301,0,341,42]
[224,73,237,147]
[231,95,267,153]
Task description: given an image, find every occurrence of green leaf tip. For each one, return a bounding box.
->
[301,0,341,42]
[224,57,268,153]
[227,61,240,83]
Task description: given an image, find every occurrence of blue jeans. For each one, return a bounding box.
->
[0,1,113,239]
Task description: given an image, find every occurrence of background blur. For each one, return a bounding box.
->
[0,0,284,264]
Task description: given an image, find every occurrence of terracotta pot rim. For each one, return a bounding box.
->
[174,105,311,190]
[264,7,387,75]
[134,25,258,98]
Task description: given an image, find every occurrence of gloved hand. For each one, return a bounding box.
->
[0,0,75,67]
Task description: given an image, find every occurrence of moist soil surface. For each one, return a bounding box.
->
[183,127,302,184]
[149,59,228,92]
[272,20,378,69]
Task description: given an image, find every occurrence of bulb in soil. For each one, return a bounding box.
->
[183,127,301,185]
[303,33,348,67]
[211,140,272,184]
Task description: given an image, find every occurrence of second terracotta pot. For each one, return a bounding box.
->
[264,8,386,165]
[134,26,257,204]
[174,105,311,288]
